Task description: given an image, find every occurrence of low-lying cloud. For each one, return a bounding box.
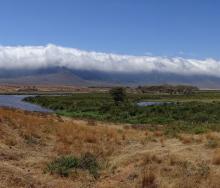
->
[0,44,219,77]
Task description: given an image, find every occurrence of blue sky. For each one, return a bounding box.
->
[0,0,220,59]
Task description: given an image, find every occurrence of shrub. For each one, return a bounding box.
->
[196,161,210,178]
[79,152,99,178]
[193,126,207,134]
[191,113,209,123]
[46,153,99,178]
[46,155,79,177]
[109,87,126,105]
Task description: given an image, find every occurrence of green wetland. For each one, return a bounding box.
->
[25,91,220,136]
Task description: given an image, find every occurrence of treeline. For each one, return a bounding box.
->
[136,85,199,95]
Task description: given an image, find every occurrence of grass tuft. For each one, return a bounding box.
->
[46,155,79,177]
[46,153,99,178]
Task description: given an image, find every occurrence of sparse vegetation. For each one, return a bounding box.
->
[0,108,220,187]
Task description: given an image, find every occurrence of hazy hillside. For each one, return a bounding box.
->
[0,67,220,88]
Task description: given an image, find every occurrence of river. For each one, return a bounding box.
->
[0,95,52,112]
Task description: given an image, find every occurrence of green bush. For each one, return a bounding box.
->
[46,153,99,178]
[46,155,79,177]
[79,153,99,178]
[109,87,126,105]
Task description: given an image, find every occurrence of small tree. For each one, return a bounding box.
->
[109,87,126,105]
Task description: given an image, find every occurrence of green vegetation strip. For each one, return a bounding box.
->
[24,91,220,135]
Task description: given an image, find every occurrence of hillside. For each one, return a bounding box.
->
[0,107,220,187]
[1,68,220,88]
[0,69,94,86]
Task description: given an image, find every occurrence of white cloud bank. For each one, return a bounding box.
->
[0,44,219,77]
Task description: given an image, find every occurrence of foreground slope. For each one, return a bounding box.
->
[0,108,220,187]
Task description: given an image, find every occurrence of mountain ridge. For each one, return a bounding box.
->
[0,67,220,88]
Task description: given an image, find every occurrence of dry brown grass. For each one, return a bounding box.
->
[87,119,97,126]
[141,167,157,188]
[153,130,163,137]
[0,107,220,187]
[159,137,165,147]
[178,133,194,144]
[206,132,220,140]
[205,132,220,149]
[54,121,125,157]
[212,149,220,165]
[194,134,204,143]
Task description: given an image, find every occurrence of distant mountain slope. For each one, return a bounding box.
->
[71,70,220,88]
[0,68,112,86]
[0,72,86,86]
[0,67,220,88]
